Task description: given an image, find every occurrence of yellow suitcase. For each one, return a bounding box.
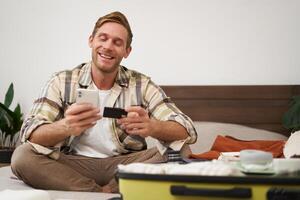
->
[118,172,300,200]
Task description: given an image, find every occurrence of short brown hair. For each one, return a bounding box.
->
[92,11,133,48]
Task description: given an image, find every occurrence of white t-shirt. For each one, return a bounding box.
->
[73,89,119,158]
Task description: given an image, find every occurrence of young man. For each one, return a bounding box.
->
[11,11,197,193]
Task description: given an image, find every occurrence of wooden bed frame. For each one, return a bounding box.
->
[161,85,300,137]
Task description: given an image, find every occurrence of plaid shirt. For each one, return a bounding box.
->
[21,62,197,158]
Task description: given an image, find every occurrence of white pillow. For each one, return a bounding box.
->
[190,122,287,154]
[284,130,300,158]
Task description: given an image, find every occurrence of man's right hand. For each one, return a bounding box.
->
[62,103,101,136]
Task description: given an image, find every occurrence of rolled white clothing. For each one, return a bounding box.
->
[284,130,300,158]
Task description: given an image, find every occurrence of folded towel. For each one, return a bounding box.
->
[190,135,286,160]
[118,161,238,176]
[118,163,165,174]
[165,161,237,176]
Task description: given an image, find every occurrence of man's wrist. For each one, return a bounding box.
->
[150,119,162,138]
[58,119,73,137]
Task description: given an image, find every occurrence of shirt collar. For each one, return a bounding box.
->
[78,62,130,89]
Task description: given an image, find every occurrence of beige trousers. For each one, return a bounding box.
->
[11,143,167,193]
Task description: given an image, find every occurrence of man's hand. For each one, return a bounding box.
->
[29,103,101,147]
[117,106,155,138]
[63,103,101,136]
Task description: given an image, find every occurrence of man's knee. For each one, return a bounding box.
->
[11,143,38,178]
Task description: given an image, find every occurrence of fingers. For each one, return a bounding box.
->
[119,121,151,138]
[116,107,152,138]
[127,111,139,118]
[65,103,100,123]
[64,113,100,136]
[66,108,100,124]
[125,106,147,117]
[69,115,101,127]
[66,103,97,115]
[122,122,145,130]
[117,106,148,124]
[125,127,147,137]
[117,115,143,124]
[64,103,101,136]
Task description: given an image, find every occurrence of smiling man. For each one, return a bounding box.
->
[11,11,197,193]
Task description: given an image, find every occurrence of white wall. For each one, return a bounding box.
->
[0,0,299,114]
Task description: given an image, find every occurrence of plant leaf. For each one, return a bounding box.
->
[0,102,20,137]
[0,130,4,148]
[0,83,23,147]
[4,134,11,148]
[282,96,300,132]
[0,102,15,116]
[4,83,14,107]
[12,105,23,135]
[292,95,300,102]
[0,106,13,131]
[14,104,22,118]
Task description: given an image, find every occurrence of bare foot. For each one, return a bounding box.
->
[102,185,112,193]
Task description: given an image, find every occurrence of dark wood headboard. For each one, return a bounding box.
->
[161,85,300,137]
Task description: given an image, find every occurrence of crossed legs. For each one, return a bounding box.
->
[11,143,167,193]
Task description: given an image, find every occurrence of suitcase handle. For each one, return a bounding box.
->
[170,185,252,198]
[267,188,300,200]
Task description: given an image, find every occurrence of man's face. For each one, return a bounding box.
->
[89,22,131,74]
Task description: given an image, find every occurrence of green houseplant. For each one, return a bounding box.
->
[0,83,23,163]
[282,95,300,133]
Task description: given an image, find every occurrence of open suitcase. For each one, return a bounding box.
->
[118,171,300,200]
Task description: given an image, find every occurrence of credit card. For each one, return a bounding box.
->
[103,107,128,118]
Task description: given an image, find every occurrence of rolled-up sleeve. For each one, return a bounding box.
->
[20,73,63,143]
[143,80,197,144]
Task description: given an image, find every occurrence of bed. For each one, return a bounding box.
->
[1,85,299,199]
[160,85,300,153]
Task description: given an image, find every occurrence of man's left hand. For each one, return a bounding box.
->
[116,106,155,138]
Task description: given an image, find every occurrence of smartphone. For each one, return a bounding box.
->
[76,88,99,107]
